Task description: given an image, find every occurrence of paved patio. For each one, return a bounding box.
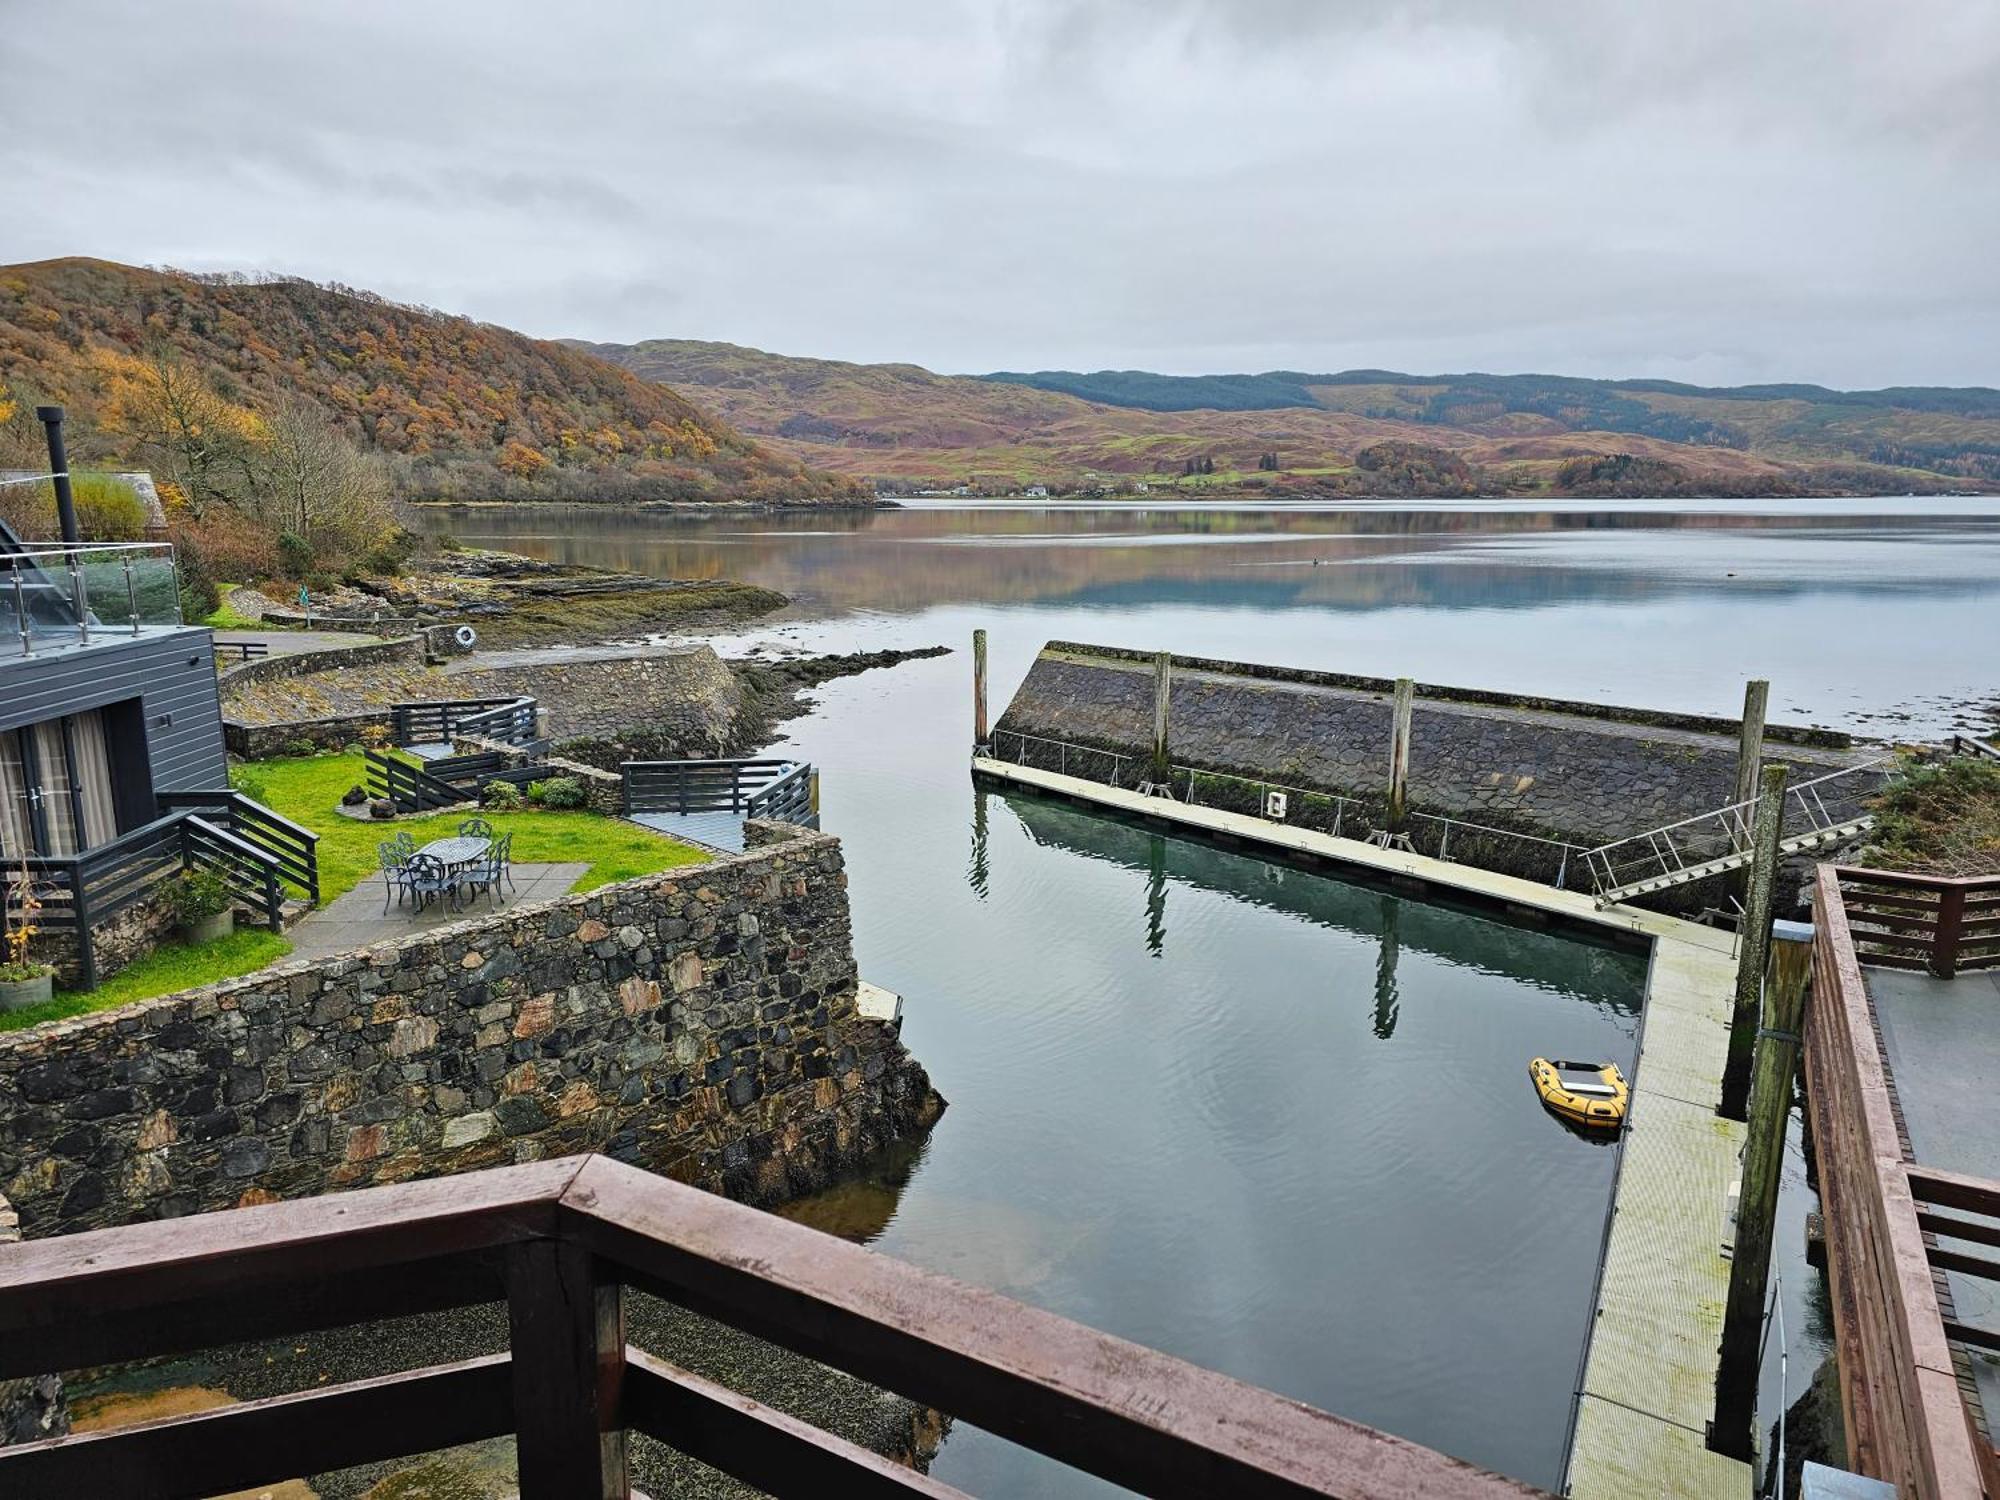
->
[285,862,590,960]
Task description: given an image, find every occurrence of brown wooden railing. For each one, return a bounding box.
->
[1834,865,2000,978]
[1803,866,1997,1497]
[0,1156,1538,1499]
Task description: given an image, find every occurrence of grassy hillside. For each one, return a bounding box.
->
[0,259,863,505]
[583,338,2000,497]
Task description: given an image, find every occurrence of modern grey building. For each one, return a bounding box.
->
[1,519,312,986]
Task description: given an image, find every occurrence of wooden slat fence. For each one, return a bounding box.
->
[0,1156,1542,1500]
[1804,864,1995,1496]
[1835,866,2000,978]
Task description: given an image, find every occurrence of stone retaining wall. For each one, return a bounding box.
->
[217,635,429,693]
[0,823,941,1239]
[995,642,1876,856]
[0,1192,67,1445]
[224,710,387,760]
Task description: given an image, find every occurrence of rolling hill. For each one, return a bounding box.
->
[575,338,2000,497]
[0,259,864,505]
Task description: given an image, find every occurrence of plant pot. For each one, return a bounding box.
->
[0,971,54,1012]
[184,910,235,945]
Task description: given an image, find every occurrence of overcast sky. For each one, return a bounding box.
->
[5,0,1997,386]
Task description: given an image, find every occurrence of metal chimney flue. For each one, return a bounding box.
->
[35,404,81,546]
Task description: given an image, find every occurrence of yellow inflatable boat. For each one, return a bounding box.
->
[1529,1057,1628,1130]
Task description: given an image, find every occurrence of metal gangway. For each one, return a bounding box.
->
[1580,759,1887,908]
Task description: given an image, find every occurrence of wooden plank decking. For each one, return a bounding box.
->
[972,755,1753,1497]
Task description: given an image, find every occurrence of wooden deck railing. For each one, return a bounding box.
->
[1804,865,1997,1497]
[1834,865,2000,978]
[0,1155,1539,1499]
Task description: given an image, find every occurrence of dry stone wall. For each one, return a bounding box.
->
[0,823,940,1239]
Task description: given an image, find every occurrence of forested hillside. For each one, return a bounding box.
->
[0,258,861,507]
[585,337,2000,497]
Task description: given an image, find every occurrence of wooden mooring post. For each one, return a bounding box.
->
[1728,679,1770,903]
[1721,762,1787,1121]
[973,628,989,747]
[1151,651,1172,780]
[1712,923,1811,1459]
[1386,678,1415,835]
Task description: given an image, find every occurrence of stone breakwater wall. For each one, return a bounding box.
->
[994,642,1875,856]
[0,822,941,1240]
[457,649,745,751]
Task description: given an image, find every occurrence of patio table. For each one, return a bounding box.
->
[414,835,491,910]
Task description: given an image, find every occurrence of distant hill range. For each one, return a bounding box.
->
[575,339,2000,497]
[0,259,862,505]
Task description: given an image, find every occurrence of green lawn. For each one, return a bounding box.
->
[245,749,711,903]
[3,929,295,1033]
[14,749,709,1027]
[200,583,263,631]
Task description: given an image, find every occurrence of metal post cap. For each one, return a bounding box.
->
[34,405,64,423]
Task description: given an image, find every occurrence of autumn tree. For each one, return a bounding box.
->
[106,347,258,514]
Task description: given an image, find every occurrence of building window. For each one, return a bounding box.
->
[0,708,120,858]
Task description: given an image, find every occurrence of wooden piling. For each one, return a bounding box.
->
[1712,926,1811,1458]
[1728,680,1769,903]
[1151,652,1172,780]
[973,629,989,746]
[1386,678,1415,834]
[1720,762,1787,1121]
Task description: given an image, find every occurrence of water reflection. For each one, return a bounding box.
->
[1375,894,1401,1041]
[419,498,2000,622]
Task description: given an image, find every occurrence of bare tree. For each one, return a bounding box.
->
[254,399,394,562]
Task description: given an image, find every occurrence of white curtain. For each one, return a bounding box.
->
[67,710,117,850]
[0,733,26,859]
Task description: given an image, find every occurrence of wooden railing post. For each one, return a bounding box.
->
[1933,883,1965,979]
[505,1238,627,1499]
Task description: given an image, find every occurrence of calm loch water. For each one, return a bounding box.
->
[424,498,2000,1491]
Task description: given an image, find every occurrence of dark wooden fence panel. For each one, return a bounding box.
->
[0,1155,1539,1500]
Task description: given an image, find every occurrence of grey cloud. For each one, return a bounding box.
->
[1,0,1996,385]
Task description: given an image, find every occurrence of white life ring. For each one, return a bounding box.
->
[454,625,478,649]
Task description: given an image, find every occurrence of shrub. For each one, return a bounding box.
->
[185,508,281,583]
[175,530,221,623]
[285,737,317,758]
[1866,756,2000,877]
[163,868,232,925]
[72,474,150,541]
[482,780,525,811]
[227,764,270,804]
[527,776,587,810]
[276,531,315,579]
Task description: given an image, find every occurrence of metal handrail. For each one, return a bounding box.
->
[0,541,182,652]
[1580,758,1889,897]
[986,728,1585,884]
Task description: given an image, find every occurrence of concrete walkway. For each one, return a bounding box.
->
[286,863,589,961]
[1870,965,2000,1443]
[972,755,1752,1498]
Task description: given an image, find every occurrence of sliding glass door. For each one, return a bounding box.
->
[0,709,119,859]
